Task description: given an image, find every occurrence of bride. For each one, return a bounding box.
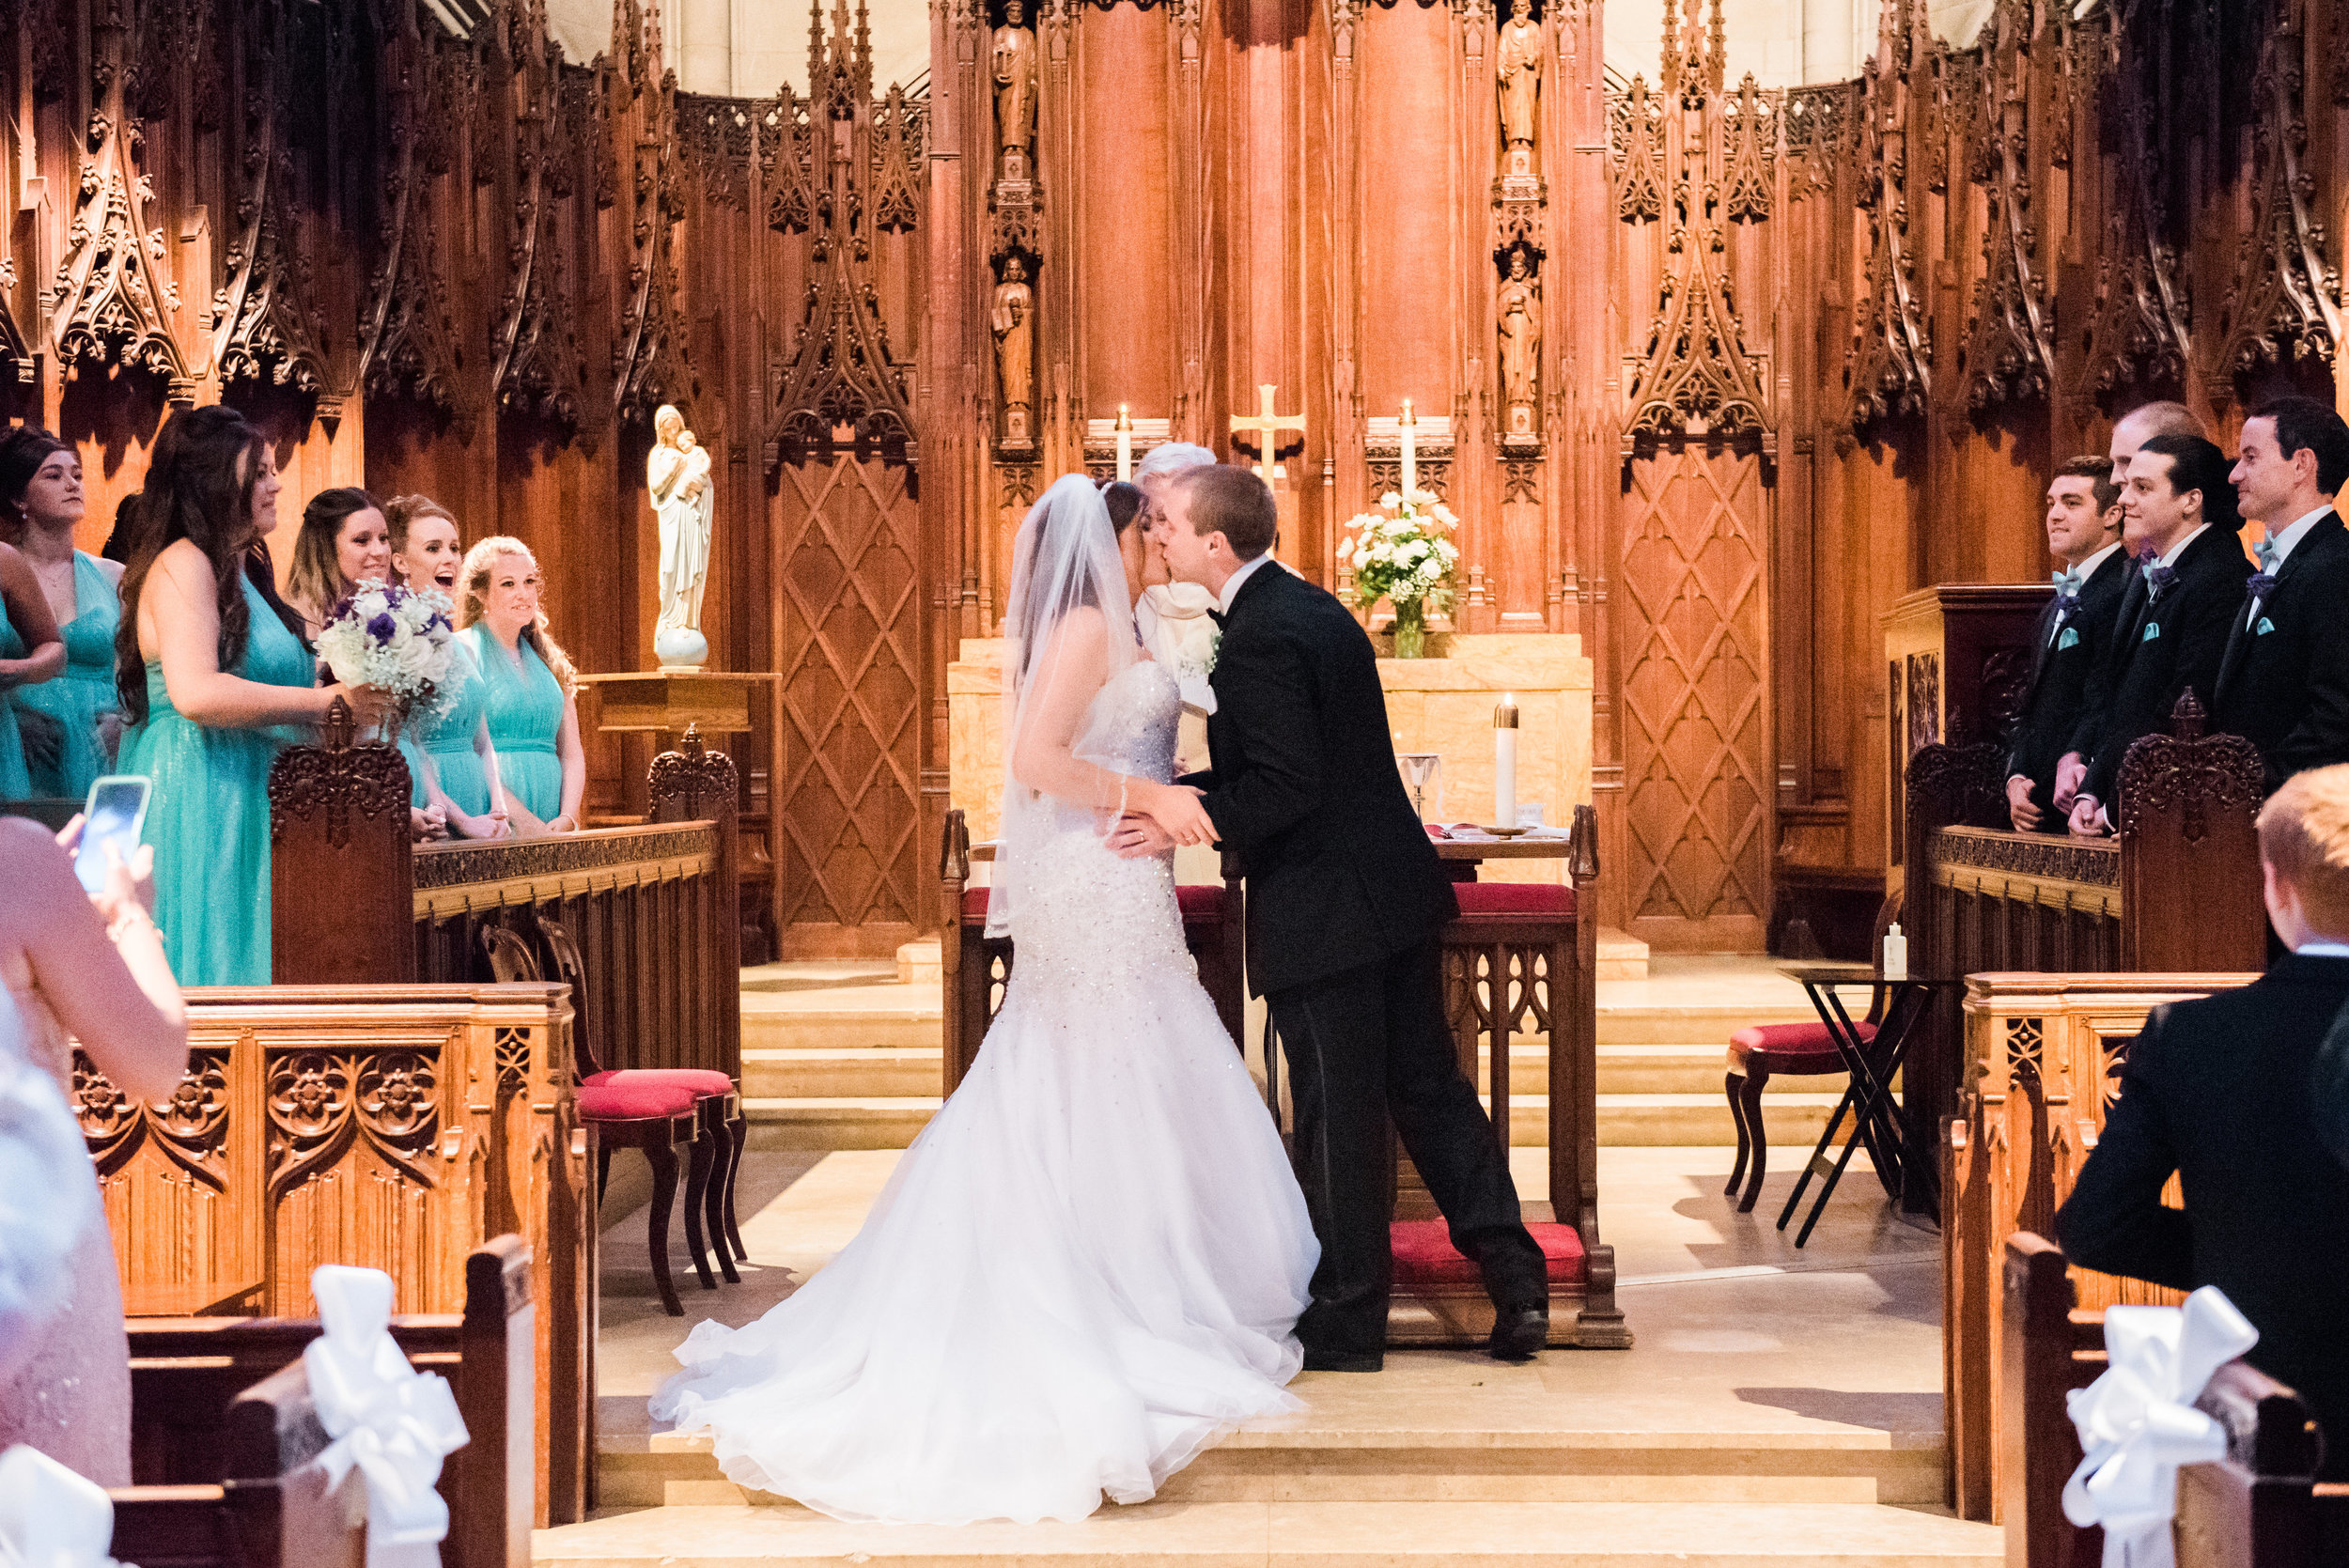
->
[651,474,1318,1525]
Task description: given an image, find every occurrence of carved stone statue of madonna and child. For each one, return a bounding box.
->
[649,404,715,668]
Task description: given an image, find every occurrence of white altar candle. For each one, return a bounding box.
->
[1114,404,1133,482]
[1400,398,1417,497]
[1494,692,1518,830]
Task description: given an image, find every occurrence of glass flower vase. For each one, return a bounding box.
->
[1391,601,1427,659]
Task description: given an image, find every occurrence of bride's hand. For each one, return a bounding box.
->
[1131,781,1218,846]
[1106,813,1174,859]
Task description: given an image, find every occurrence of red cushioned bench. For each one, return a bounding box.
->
[938,809,1247,1092]
[1384,810,1625,1349]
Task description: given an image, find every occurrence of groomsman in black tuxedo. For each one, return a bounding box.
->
[2064,434,2253,835]
[2005,458,2128,832]
[2059,763,2349,1476]
[2213,397,2349,793]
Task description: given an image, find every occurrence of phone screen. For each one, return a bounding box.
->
[76,776,152,896]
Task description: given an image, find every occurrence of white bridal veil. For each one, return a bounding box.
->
[986,474,1142,939]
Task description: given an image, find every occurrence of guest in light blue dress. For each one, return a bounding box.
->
[112,406,392,986]
[456,536,583,833]
[1,430,123,800]
[388,495,509,838]
[0,541,65,801]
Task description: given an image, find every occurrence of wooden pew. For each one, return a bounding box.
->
[75,984,591,1529]
[1902,693,2266,1219]
[2003,1233,2349,1568]
[1944,972,2261,1522]
[127,1235,533,1568]
[108,1357,363,1568]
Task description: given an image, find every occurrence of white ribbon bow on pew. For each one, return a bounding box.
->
[0,1444,122,1568]
[2061,1286,2260,1568]
[304,1265,470,1568]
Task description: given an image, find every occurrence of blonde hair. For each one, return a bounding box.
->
[383,493,459,556]
[285,487,381,625]
[2257,764,2349,937]
[457,536,578,694]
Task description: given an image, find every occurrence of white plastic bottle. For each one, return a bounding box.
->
[1881,922,1907,981]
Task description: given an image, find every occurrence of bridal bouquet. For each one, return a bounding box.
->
[315,577,460,732]
[1336,489,1459,658]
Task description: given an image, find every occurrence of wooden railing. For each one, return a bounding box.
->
[1943,971,2257,1523]
[269,716,741,1081]
[76,984,595,1529]
[1900,694,2266,1208]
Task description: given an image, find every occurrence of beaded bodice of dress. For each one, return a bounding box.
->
[1002,660,1187,980]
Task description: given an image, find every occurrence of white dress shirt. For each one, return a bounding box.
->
[1216,552,1276,615]
[2151,523,2209,582]
[2295,939,2349,958]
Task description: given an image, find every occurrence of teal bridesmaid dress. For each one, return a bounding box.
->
[17,552,122,800]
[0,598,28,801]
[408,637,496,819]
[465,625,566,821]
[116,570,314,986]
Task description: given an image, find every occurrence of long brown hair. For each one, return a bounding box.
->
[115,406,303,723]
[456,536,577,694]
[284,486,382,621]
[0,427,70,545]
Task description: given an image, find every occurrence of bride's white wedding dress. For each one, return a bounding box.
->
[650,658,1318,1526]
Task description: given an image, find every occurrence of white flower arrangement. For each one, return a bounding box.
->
[314,577,460,727]
[1335,488,1461,629]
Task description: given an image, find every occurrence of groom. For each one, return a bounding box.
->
[1112,463,1549,1369]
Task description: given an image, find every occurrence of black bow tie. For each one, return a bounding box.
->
[1207,608,1225,627]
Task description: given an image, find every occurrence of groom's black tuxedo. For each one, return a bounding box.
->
[1190,563,1457,994]
[1184,560,1545,1363]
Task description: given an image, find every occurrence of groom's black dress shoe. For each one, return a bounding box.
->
[1487,1305,1548,1362]
[1302,1348,1385,1374]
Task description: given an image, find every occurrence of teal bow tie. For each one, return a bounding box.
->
[2053,568,2082,595]
[2256,536,2281,570]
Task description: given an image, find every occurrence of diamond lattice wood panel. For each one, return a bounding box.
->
[772,455,924,956]
[1615,445,1770,948]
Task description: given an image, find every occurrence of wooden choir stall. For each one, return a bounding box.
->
[74,713,747,1534]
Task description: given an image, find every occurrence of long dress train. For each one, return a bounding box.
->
[650,660,1316,1525]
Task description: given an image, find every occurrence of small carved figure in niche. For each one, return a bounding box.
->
[1497,0,1543,179]
[1497,249,1541,438]
[649,404,716,667]
[993,0,1038,184]
[992,256,1034,447]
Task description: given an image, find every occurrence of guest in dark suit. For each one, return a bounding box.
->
[1116,464,1548,1371]
[2006,458,2128,832]
[2213,397,2349,794]
[2064,433,2253,835]
[2049,403,2209,819]
[2058,763,2349,1476]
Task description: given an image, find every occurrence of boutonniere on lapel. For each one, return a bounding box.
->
[1182,624,1221,684]
[2058,627,2080,650]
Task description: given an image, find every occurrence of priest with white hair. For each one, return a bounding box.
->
[1133,442,1222,716]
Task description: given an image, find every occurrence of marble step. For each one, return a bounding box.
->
[740,1090,1843,1151]
[1595,1002,1818,1047]
[745,1047,941,1099]
[594,1417,1949,1511]
[740,993,941,1052]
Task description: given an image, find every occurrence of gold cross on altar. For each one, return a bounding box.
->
[1229,382,1306,483]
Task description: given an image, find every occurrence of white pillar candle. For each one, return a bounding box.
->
[1114,404,1133,482]
[1494,692,1518,830]
[1400,398,1417,497]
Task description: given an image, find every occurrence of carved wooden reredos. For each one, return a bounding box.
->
[4,0,2344,948]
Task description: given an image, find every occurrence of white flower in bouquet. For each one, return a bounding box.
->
[1337,487,1459,623]
[315,577,460,728]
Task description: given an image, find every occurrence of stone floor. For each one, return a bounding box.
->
[550,1138,1992,1564]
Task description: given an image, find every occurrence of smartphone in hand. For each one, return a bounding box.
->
[74,775,152,895]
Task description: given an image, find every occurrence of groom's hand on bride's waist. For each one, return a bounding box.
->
[1107,813,1174,858]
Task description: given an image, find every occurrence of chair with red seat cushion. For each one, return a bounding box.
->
[1723,893,1900,1214]
[537,912,747,1289]
[481,924,702,1316]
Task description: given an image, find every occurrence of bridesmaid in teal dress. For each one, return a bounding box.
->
[387,495,509,838]
[113,406,390,986]
[456,536,584,834]
[1,429,122,800]
[0,538,65,801]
